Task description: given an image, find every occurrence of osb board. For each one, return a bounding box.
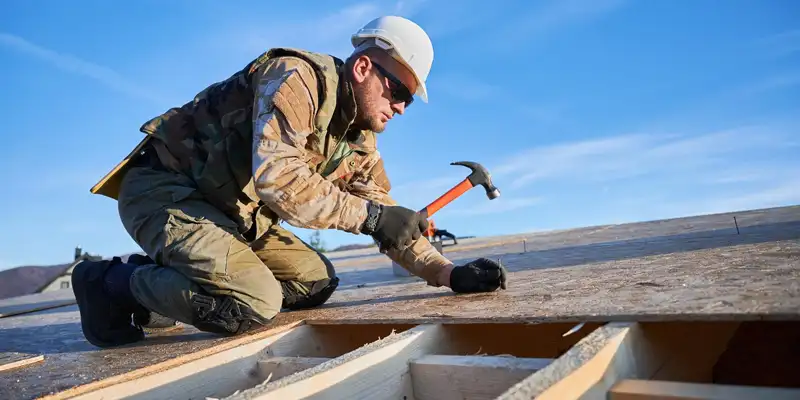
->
[0,289,76,318]
[293,226,800,325]
[0,352,44,372]
[0,304,299,400]
[328,205,800,268]
[0,205,798,399]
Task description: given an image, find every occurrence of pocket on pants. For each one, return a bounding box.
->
[161,193,240,282]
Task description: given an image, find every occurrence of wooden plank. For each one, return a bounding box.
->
[410,355,552,400]
[498,321,743,399]
[226,324,446,400]
[280,209,800,325]
[0,352,44,372]
[262,322,418,358]
[0,290,75,318]
[496,323,636,399]
[609,379,800,400]
[42,322,418,400]
[47,322,304,400]
[1,205,798,400]
[228,321,599,400]
[257,357,330,381]
[520,322,664,399]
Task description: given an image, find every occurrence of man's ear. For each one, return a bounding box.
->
[350,55,372,84]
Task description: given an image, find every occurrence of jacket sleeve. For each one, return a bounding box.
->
[250,57,369,234]
[349,155,454,286]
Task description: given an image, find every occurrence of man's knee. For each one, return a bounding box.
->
[279,253,339,310]
[131,263,282,336]
[280,275,339,311]
[188,291,277,335]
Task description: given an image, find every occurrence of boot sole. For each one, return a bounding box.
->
[72,260,144,348]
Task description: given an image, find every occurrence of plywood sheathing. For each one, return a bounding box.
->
[0,352,44,372]
[0,289,75,318]
[0,205,798,400]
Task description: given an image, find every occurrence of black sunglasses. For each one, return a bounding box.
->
[372,62,414,107]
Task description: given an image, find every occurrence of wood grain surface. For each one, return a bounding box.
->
[0,352,45,372]
[0,205,798,400]
[0,289,76,318]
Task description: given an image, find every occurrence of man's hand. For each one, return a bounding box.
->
[449,258,508,293]
[365,204,428,252]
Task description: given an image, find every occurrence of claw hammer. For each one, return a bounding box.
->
[419,161,501,218]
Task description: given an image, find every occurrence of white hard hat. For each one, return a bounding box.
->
[351,16,434,102]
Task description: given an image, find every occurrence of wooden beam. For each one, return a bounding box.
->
[264,322,417,358]
[431,322,604,358]
[497,321,743,400]
[609,379,800,400]
[256,356,330,381]
[226,324,446,399]
[496,322,632,399]
[227,322,602,400]
[0,352,44,372]
[41,321,305,400]
[410,355,553,400]
[43,321,417,400]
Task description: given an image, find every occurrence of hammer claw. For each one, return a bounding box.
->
[419,161,500,216]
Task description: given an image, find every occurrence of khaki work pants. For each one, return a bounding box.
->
[117,164,335,331]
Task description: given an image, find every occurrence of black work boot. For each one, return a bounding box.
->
[72,256,145,348]
[126,254,179,331]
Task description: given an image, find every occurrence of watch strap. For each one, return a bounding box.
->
[361,201,382,235]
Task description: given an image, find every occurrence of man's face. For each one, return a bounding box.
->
[350,51,418,133]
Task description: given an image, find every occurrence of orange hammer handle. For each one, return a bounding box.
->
[420,178,473,218]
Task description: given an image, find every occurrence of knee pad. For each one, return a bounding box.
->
[189,293,272,336]
[281,276,339,310]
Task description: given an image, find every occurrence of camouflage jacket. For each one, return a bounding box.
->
[90,48,452,285]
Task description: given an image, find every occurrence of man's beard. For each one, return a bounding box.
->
[352,86,385,133]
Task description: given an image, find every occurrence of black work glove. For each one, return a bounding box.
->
[450,258,508,293]
[366,204,428,252]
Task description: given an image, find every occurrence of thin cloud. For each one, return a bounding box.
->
[664,178,800,217]
[449,196,544,216]
[0,33,166,105]
[486,0,627,51]
[734,72,800,97]
[228,2,388,58]
[495,124,794,189]
[711,180,800,212]
[752,29,800,58]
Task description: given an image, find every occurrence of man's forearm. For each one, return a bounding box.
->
[385,239,454,286]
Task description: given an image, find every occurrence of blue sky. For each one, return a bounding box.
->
[1,0,798,269]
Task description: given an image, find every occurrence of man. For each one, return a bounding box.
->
[73,16,507,348]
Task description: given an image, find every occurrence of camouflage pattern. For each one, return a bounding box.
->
[117,163,336,324]
[96,46,452,312]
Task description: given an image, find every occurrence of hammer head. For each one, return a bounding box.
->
[451,161,501,200]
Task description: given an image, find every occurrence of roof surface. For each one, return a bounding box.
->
[0,204,798,399]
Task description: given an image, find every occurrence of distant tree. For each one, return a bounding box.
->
[308,231,327,252]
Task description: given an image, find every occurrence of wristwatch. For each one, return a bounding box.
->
[361,201,382,235]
